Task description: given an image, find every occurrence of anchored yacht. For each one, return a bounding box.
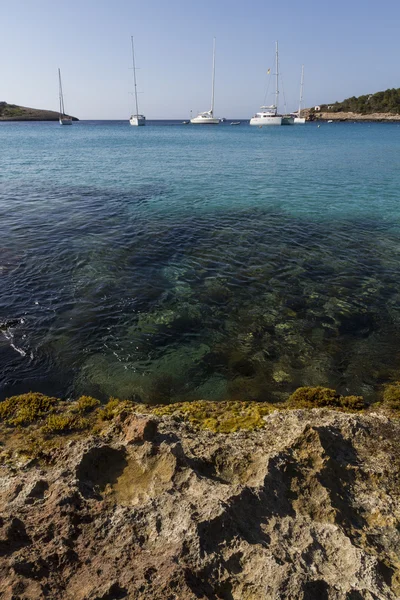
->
[191,110,219,124]
[191,38,219,124]
[293,65,306,124]
[129,36,146,126]
[58,69,72,125]
[250,105,282,126]
[250,41,292,126]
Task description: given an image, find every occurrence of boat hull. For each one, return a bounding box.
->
[294,117,306,124]
[59,118,72,126]
[250,116,282,126]
[130,116,146,126]
[281,116,294,126]
[190,117,220,124]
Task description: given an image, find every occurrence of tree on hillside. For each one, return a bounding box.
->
[321,88,400,114]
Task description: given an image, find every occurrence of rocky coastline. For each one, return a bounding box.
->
[0,102,78,122]
[306,110,400,122]
[0,388,399,599]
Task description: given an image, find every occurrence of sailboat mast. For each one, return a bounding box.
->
[298,64,304,116]
[131,36,140,117]
[58,68,65,116]
[210,37,216,116]
[275,41,279,110]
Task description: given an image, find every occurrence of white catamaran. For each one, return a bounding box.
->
[129,36,146,126]
[293,65,306,124]
[58,69,72,126]
[250,41,293,126]
[190,38,219,124]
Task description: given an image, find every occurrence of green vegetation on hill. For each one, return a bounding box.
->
[0,101,77,121]
[321,88,400,114]
[0,102,24,118]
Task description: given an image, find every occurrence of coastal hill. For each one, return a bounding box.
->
[308,88,400,121]
[0,387,399,598]
[0,101,78,121]
[321,88,400,115]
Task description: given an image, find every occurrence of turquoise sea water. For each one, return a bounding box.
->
[1,120,400,403]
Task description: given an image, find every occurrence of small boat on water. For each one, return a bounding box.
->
[129,36,146,127]
[191,110,219,124]
[191,38,219,124]
[182,110,192,125]
[230,121,240,125]
[293,65,306,124]
[58,69,72,125]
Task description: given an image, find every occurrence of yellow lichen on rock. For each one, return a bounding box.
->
[383,382,400,410]
[0,392,58,426]
[112,451,177,506]
[98,397,130,421]
[151,400,273,433]
[287,386,365,410]
[41,413,90,434]
[72,396,101,414]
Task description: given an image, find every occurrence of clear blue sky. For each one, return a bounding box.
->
[2,0,399,119]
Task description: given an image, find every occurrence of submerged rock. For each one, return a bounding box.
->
[0,407,399,599]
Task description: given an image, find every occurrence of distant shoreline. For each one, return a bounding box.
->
[309,110,400,122]
[1,112,400,123]
[0,102,78,122]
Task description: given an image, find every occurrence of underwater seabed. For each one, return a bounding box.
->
[2,179,400,402]
[51,207,400,405]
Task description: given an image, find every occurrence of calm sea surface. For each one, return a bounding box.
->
[1,120,400,403]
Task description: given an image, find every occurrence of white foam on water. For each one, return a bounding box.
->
[10,342,26,357]
[2,329,27,357]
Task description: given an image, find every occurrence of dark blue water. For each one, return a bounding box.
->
[1,120,400,403]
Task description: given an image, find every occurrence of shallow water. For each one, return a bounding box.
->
[1,120,400,402]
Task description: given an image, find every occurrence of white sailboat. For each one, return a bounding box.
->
[190,38,219,124]
[293,65,306,124]
[58,69,72,125]
[250,41,283,126]
[129,36,146,127]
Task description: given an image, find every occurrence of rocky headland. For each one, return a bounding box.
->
[0,102,78,122]
[309,111,400,123]
[307,88,400,122]
[0,387,399,599]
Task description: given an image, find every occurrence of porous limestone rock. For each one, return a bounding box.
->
[0,409,399,599]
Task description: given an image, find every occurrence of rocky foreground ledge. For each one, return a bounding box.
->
[0,390,399,599]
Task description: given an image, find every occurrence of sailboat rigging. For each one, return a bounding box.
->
[293,65,306,124]
[190,38,219,124]
[250,41,282,126]
[250,41,293,126]
[129,36,146,126]
[58,69,72,126]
